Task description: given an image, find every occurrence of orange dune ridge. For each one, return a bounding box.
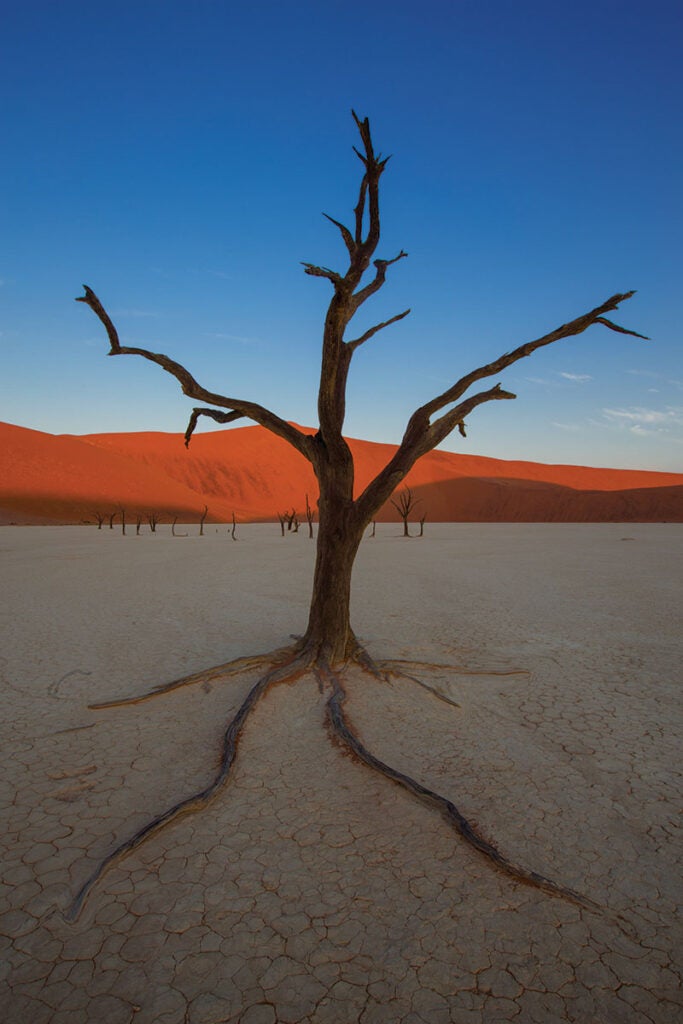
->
[1,420,682,524]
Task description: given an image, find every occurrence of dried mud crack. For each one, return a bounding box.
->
[62,642,606,924]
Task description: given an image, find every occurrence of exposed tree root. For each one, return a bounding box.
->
[382,666,462,708]
[89,646,295,709]
[65,640,608,925]
[374,656,531,709]
[321,658,602,915]
[381,657,531,678]
[64,645,313,922]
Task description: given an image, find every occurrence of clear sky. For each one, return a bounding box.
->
[2,0,682,471]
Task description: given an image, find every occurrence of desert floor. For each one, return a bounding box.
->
[1,523,681,1023]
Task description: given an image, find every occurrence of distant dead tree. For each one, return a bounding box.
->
[108,511,117,530]
[391,487,421,537]
[283,508,297,532]
[73,111,646,923]
[135,513,143,535]
[231,512,237,541]
[370,521,376,538]
[147,511,161,533]
[199,504,208,536]
[277,512,286,537]
[120,508,126,536]
[418,514,426,537]
[172,516,187,537]
[92,511,106,530]
[305,494,315,538]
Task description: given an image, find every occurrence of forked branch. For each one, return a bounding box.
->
[185,407,242,447]
[347,309,411,352]
[76,286,313,460]
[417,291,647,424]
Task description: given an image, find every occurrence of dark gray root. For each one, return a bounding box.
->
[381,657,531,678]
[64,638,615,927]
[89,646,296,709]
[64,646,314,922]
[385,667,462,709]
[322,662,602,915]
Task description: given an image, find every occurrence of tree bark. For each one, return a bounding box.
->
[301,448,364,662]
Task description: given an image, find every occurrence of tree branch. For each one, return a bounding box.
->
[322,213,355,257]
[417,291,645,422]
[425,384,517,451]
[346,309,411,353]
[77,286,314,461]
[350,251,408,313]
[184,407,243,448]
[354,291,645,523]
[301,263,343,286]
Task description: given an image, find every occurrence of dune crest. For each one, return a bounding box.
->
[1,420,681,524]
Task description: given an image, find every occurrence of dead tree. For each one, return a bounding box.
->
[70,112,646,923]
[418,514,426,537]
[305,494,315,538]
[107,511,117,530]
[391,487,421,537]
[120,508,126,536]
[172,516,188,537]
[135,513,143,536]
[92,511,105,530]
[231,512,237,541]
[199,504,208,536]
[277,512,286,537]
[146,511,160,533]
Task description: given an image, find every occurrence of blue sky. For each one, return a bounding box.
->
[2,0,682,470]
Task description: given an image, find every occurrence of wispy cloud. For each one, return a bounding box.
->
[559,371,593,383]
[552,421,580,431]
[205,269,233,281]
[524,376,550,386]
[602,406,683,427]
[626,369,683,391]
[601,405,683,444]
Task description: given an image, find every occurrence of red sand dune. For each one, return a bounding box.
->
[1,420,682,524]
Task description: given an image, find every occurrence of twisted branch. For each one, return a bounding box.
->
[76,286,313,460]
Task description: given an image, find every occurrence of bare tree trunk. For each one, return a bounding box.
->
[135,513,142,535]
[199,504,208,536]
[231,512,237,541]
[419,514,426,537]
[300,453,364,661]
[108,512,116,530]
[305,493,314,538]
[277,513,286,537]
[371,521,376,537]
[120,508,126,535]
[302,516,363,661]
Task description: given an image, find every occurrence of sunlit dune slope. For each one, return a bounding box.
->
[1,420,682,524]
